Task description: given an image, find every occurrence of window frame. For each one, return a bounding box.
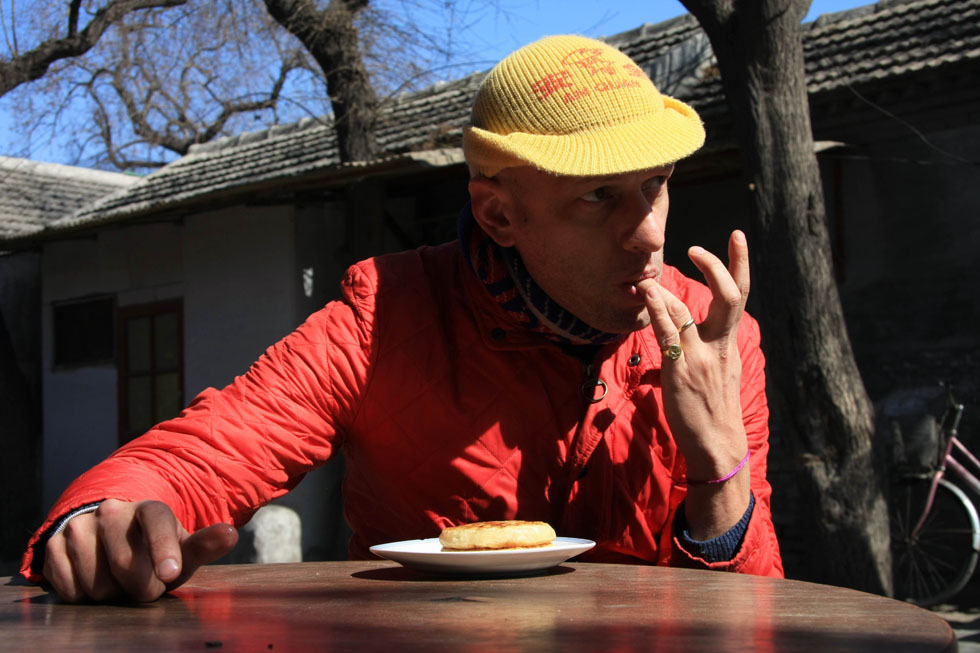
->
[116,299,184,446]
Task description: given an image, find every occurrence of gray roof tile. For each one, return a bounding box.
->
[0,157,138,240]
[801,0,980,92]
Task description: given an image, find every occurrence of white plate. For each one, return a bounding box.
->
[369,537,596,575]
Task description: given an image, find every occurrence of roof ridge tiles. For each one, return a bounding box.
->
[605,13,700,47]
[188,115,333,157]
[811,0,965,31]
[184,75,483,160]
[0,156,139,187]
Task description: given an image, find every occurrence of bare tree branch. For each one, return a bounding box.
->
[0,1,18,55]
[0,0,186,97]
[3,0,501,170]
[84,42,306,169]
[88,73,168,169]
[67,0,82,39]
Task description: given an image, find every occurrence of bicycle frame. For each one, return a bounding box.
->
[911,398,974,538]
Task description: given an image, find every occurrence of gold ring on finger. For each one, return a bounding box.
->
[679,317,696,333]
[662,344,683,360]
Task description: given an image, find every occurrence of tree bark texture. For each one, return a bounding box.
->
[680,0,891,594]
[263,0,379,163]
[0,0,186,97]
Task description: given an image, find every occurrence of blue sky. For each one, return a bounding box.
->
[0,0,871,167]
[464,0,869,66]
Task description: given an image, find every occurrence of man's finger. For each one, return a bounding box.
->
[638,279,692,350]
[168,523,239,591]
[728,230,750,300]
[637,279,673,348]
[43,531,86,603]
[688,246,741,308]
[96,500,168,602]
[63,515,124,602]
[135,500,185,584]
[687,236,747,333]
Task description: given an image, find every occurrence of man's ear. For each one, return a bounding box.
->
[469,176,517,247]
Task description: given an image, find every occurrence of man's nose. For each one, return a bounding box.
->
[621,196,666,253]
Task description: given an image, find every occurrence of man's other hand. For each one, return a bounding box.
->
[42,499,238,603]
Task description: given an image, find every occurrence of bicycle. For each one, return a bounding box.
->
[890,381,980,606]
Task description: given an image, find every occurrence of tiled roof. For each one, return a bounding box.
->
[0,157,138,240]
[3,0,978,246]
[609,0,980,112]
[803,0,980,92]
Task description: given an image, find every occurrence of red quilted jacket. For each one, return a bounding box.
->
[22,241,783,580]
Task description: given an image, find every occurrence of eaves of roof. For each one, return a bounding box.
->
[0,148,465,248]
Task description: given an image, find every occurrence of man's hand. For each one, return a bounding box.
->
[637,230,752,539]
[43,499,238,603]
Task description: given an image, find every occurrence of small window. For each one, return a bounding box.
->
[52,296,115,367]
[117,300,183,445]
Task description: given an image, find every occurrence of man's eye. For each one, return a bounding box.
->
[581,187,612,202]
[643,176,667,195]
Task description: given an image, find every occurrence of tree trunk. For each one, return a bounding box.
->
[679,0,892,594]
[263,0,379,163]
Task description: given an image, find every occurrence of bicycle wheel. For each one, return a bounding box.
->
[891,475,980,606]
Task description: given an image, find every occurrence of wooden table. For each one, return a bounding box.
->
[1,561,956,651]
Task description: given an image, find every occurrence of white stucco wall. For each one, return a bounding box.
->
[41,222,184,508]
[182,205,296,396]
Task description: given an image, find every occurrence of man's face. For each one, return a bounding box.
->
[491,164,673,334]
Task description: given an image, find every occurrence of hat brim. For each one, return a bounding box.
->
[463,96,706,178]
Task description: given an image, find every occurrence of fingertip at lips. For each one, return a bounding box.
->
[634,278,657,297]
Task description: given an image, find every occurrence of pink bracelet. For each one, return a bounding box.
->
[687,451,750,485]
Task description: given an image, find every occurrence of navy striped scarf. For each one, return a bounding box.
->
[458,202,622,346]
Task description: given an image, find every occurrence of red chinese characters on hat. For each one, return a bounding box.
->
[531,70,573,101]
[531,48,645,104]
[561,47,618,76]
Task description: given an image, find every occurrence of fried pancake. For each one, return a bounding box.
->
[439,520,556,551]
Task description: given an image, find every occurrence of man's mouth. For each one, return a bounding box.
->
[626,271,661,297]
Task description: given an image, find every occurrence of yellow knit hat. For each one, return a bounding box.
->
[464,34,705,178]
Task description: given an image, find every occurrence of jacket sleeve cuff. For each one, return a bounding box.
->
[48,502,103,537]
[675,491,754,563]
[22,501,103,582]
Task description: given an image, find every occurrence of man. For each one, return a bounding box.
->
[23,34,783,603]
